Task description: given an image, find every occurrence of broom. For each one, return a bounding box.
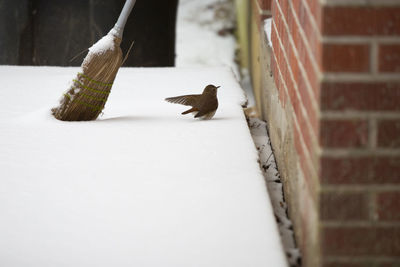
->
[52,0,137,121]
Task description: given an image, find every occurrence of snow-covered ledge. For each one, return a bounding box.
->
[0,66,286,266]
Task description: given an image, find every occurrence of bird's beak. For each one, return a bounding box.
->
[216,86,220,89]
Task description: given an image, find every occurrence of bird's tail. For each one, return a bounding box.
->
[182,107,197,115]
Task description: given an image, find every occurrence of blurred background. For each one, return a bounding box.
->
[0,0,178,66]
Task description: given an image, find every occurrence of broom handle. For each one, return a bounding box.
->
[112,0,137,38]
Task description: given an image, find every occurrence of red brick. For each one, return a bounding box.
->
[377,120,400,148]
[292,20,307,66]
[280,59,291,104]
[283,7,320,134]
[321,7,400,36]
[306,58,320,103]
[273,16,314,114]
[278,0,288,21]
[293,124,317,200]
[321,7,373,36]
[287,41,319,135]
[376,7,400,35]
[322,44,370,73]
[379,44,400,73]
[281,21,290,56]
[323,263,359,267]
[377,192,400,221]
[297,68,319,135]
[322,226,400,256]
[293,93,317,163]
[286,3,295,45]
[287,57,299,111]
[290,19,319,80]
[323,262,361,267]
[272,4,284,54]
[292,0,321,67]
[271,42,287,106]
[284,61,296,102]
[288,2,320,102]
[320,192,369,221]
[271,0,276,17]
[288,41,301,85]
[304,0,320,26]
[291,0,300,21]
[276,2,285,40]
[303,42,320,98]
[272,58,282,104]
[320,120,368,148]
[276,74,286,106]
[256,0,272,11]
[252,0,269,28]
[289,1,301,46]
[271,21,279,54]
[321,156,400,185]
[323,261,400,267]
[321,82,400,111]
[288,1,319,99]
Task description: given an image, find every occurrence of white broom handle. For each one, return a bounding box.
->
[112,0,137,38]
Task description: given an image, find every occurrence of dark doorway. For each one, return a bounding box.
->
[0,0,178,66]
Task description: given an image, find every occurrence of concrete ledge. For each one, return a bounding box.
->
[0,66,287,267]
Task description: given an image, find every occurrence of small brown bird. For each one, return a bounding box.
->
[165,84,219,119]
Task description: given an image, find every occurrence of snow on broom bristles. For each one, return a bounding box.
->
[52,36,122,121]
[52,0,136,121]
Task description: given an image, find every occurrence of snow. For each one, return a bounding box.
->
[81,33,116,72]
[264,18,273,48]
[88,33,115,54]
[176,0,254,107]
[176,0,237,74]
[175,1,296,265]
[0,66,287,266]
[249,119,301,266]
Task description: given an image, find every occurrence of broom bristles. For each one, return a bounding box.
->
[52,35,123,121]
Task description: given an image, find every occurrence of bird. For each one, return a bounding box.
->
[165,84,219,119]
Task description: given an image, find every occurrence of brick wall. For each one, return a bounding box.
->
[270,0,321,265]
[247,0,400,266]
[319,1,400,266]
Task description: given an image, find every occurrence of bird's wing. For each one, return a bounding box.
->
[165,94,200,106]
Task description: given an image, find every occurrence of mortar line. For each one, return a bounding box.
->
[287,1,323,82]
[323,36,400,44]
[321,111,400,120]
[368,118,378,149]
[271,28,321,184]
[370,40,379,74]
[322,149,400,157]
[323,73,400,82]
[302,0,323,42]
[369,191,378,221]
[320,0,400,7]
[274,2,320,115]
[321,184,400,192]
[275,0,323,101]
[254,0,272,17]
[322,221,400,227]
[324,256,400,262]
[272,19,320,145]
[292,113,321,182]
